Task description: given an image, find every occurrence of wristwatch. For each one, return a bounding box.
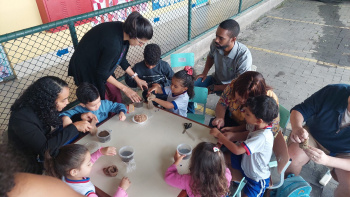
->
[208,84,215,92]
[131,72,138,79]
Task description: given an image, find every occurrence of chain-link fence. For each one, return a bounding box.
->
[0,0,263,142]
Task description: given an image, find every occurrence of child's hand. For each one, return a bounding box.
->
[147,83,161,96]
[100,146,117,156]
[81,112,99,123]
[210,128,221,138]
[223,132,235,141]
[62,116,73,127]
[147,93,156,101]
[173,151,185,165]
[119,112,126,121]
[119,177,131,191]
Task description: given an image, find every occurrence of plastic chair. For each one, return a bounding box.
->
[187,87,208,124]
[279,104,290,133]
[267,130,292,190]
[170,53,195,68]
[230,177,247,197]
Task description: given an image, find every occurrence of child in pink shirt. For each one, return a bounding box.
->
[44,144,130,197]
[165,142,232,196]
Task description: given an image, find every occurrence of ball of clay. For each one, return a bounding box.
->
[103,165,118,177]
[299,139,309,150]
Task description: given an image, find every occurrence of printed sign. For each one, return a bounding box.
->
[152,0,184,10]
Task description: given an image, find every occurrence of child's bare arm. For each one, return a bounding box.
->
[147,83,163,95]
[62,116,73,127]
[210,128,246,155]
[152,98,174,109]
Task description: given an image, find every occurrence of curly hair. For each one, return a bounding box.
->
[189,142,229,196]
[11,76,68,128]
[173,68,195,99]
[233,71,272,100]
[144,43,161,66]
[0,144,28,197]
[246,95,279,124]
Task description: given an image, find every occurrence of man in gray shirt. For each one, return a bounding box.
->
[195,19,252,94]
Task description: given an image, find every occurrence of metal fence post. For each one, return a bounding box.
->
[68,21,79,49]
[188,0,193,41]
[238,0,243,13]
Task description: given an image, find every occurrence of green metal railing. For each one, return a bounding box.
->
[0,0,264,142]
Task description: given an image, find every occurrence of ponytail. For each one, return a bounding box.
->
[44,144,88,179]
[123,11,153,40]
[174,66,195,99]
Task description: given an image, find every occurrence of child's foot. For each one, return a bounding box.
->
[89,118,98,136]
[119,177,131,191]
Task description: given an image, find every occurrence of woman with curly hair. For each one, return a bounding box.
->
[165,142,231,196]
[211,71,280,133]
[8,76,91,174]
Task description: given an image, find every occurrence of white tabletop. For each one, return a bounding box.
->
[76,105,217,197]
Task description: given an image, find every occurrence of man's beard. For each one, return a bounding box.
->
[215,42,229,50]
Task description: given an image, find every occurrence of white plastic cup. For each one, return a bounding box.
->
[119,146,135,162]
[177,144,192,160]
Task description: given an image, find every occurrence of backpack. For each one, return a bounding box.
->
[270,174,312,197]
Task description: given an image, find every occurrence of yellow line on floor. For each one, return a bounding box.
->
[267,16,350,30]
[246,45,350,70]
[196,105,216,116]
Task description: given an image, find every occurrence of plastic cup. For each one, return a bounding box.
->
[119,146,135,162]
[97,130,111,143]
[133,100,144,108]
[177,144,192,160]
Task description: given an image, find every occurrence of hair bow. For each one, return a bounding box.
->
[213,147,220,152]
[184,66,193,76]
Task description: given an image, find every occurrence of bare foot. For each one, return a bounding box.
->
[119,177,131,191]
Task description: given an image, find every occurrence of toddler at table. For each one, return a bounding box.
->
[61,82,127,135]
[147,67,194,117]
[124,43,174,102]
[165,142,232,196]
[210,95,278,197]
[44,144,130,197]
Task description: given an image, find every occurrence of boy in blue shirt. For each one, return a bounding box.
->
[210,95,278,197]
[61,83,127,135]
[125,43,174,101]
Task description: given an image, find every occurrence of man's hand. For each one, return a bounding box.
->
[212,117,225,129]
[123,87,141,102]
[81,112,98,123]
[195,73,207,82]
[304,146,330,166]
[290,127,309,143]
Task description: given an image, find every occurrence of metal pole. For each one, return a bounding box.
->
[68,22,79,49]
[188,0,193,41]
[238,0,243,13]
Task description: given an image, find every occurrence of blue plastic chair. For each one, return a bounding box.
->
[279,104,290,133]
[187,87,208,124]
[230,177,247,197]
[170,53,195,68]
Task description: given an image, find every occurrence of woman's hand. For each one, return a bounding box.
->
[73,121,92,132]
[123,87,141,102]
[212,117,225,129]
[100,146,117,156]
[173,151,185,165]
[304,146,330,166]
[134,77,148,91]
[81,112,98,123]
[119,112,126,121]
[290,127,309,143]
[119,177,131,191]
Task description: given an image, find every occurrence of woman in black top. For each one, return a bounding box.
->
[8,76,92,174]
[68,11,153,102]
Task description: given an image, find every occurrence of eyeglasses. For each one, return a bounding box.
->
[136,37,146,46]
